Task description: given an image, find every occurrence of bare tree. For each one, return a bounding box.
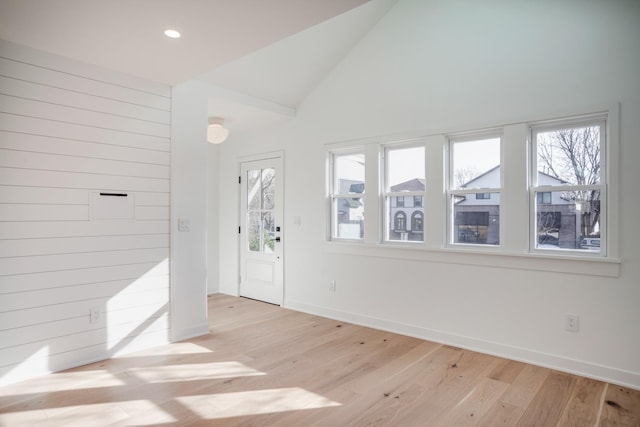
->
[537,211,560,244]
[247,168,276,252]
[455,166,480,188]
[537,126,601,236]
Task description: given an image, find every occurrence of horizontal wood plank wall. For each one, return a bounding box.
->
[0,40,171,385]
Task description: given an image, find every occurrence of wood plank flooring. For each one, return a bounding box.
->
[1,293,639,426]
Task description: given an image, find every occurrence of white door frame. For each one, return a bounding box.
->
[237,151,284,305]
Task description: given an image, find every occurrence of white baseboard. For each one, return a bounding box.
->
[285,299,640,391]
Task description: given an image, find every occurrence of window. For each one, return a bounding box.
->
[330,151,365,239]
[449,135,501,246]
[383,145,425,242]
[394,211,406,231]
[536,191,552,204]
[246,167,276,253]
[531,118,606,254]
[411,211,423,233]
[327,108,615,272]
[455,212,489,243]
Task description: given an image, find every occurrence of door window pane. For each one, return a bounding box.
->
[262,211,275,253]
[262,168,275,210]
[247,170,261,211]
[247,211,261,252]
[246,167,277,253]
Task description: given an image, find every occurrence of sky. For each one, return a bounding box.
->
[451,137,501,184]
[336,138,501,188]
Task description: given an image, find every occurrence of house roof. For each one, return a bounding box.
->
[460,165,499,189]
[390,178,425,192]
[460,166,568,188]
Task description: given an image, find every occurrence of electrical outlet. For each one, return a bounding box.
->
[565,314,579,332]
[329,280,336,292]
[90,307,101,324]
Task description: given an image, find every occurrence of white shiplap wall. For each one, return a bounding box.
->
[0,40,171,385]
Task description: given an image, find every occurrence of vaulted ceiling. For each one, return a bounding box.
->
[0,0,398,132]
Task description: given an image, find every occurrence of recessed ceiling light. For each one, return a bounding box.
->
[164,29,181,39]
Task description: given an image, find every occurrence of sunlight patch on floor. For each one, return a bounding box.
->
[175,387,341,419]
[127,361,265,383]
[116,341,213,357]
[1,399,176,427]
[0,370,125,397]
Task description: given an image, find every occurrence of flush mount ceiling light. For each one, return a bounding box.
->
[207,117,229,144]
[164,29,181,39]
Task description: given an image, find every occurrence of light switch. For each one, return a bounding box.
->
[178,218,191,232]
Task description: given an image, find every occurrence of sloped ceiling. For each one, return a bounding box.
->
[0,0,398,132]
[200,0,397,132]
[198,0,397,109]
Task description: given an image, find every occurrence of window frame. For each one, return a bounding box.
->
[447,132,503,249]
[381,142,426,244]
[529,115,607,257]
[536,191,552,204]
[325,105,619,276]
[329,148,366,242]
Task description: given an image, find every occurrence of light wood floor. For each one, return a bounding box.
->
[1,294,639,426]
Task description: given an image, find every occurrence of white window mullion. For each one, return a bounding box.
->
[364,143,379,244]
[424,135,446,249]
[501,123,529,252]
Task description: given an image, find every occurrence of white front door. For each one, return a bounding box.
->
[239,157,283,305]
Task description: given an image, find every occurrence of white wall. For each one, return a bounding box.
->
[206,144,221,296]
[215,0,640,388]
[0,40,171,385]
[170,81,210,339]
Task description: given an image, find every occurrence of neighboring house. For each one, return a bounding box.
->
[388,168,579,247]
[455,166,576,247]
[453,166,502,245]
[389,178,425,241]
[337,179,365,238]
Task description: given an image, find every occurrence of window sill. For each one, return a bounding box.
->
[324,241,620,278]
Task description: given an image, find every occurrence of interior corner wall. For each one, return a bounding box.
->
[170,81,210,341]
[216,0,640,389]
[206,143,221,296]
[0,40,171,385]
